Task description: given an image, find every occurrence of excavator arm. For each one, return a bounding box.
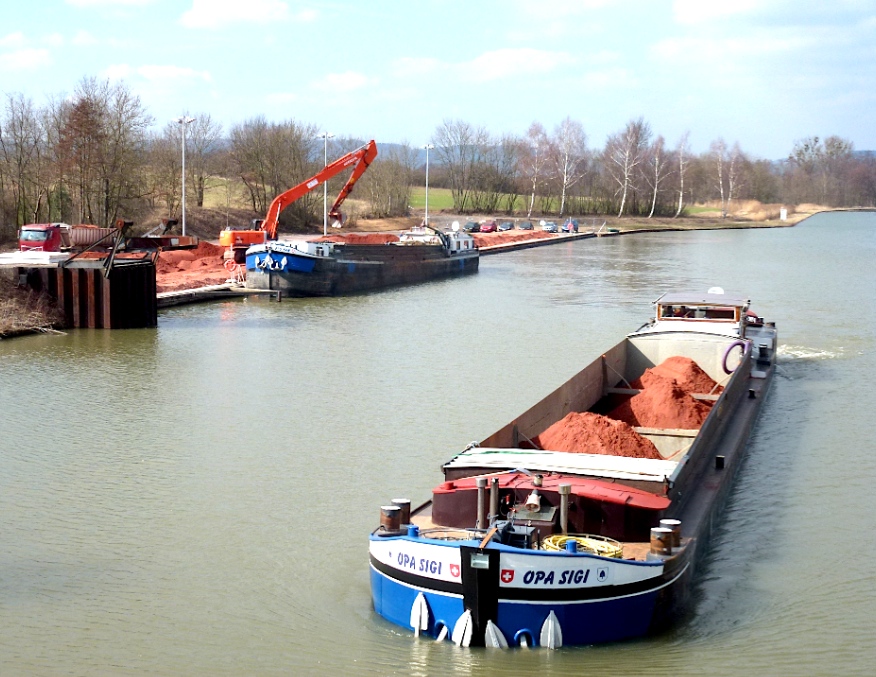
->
[260,139,378,240]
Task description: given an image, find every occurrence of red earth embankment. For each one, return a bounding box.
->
[155,241,229,293]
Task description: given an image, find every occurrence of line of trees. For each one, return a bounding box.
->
[427,118,876,218]
[3,77,876,244]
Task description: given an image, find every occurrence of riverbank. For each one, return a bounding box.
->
[0,285,62,338]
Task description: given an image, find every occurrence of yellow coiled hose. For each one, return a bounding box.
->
[542,534,624,558]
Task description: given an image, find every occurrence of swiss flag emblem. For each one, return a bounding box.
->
[500,569,515,583]
[450,564,460,578]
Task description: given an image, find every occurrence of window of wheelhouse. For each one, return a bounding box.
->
[659,304,740,321]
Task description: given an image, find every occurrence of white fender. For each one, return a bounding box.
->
[435,625,449,642]
[539,610,563,649]
[409,592,430,638]
[484,620,508,649]
[451,609,473,647]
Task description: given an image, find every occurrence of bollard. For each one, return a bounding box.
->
[559,484,572,534]
[391,498,411,525]
[380,505,402,532]
[650,527,673,556]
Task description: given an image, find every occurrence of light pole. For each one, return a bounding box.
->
[317,132,334,235]
[423,144,434,226]
[175,116,195,236]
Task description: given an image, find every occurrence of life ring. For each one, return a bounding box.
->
[722,340,748,374]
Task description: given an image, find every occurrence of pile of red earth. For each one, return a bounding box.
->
[155,241,229,293]
[313,233,399,244]
[533,356,722,458]
[472,231,555,248]
[609,356,720,429]
[536,411,662,459]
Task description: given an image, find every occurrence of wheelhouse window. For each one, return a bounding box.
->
[659,305,739,321]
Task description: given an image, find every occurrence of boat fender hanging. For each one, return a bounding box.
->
[409,592,430,638]
[722,340,748,374]
[539,610,563,649]
[452,609,473,648]
[484,620,509,649]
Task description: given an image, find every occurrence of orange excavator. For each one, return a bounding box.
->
[219,139,378,261]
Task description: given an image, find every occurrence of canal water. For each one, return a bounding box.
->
[1,212,874,676]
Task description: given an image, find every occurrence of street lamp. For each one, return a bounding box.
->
[317,132,334,235]
[175,116,196,236]
[423,144,434,226]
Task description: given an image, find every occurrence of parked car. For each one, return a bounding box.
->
[518,221,534,230]
[498,221,514,232]
[561,218,579,233]
[541,221,558,233]
[480,220,498,233]
[463,221,480,233]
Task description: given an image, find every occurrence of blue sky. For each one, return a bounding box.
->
[1,0,874,159]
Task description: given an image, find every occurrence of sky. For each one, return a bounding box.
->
[1,0,874,159]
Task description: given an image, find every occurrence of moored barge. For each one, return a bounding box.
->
[369,289,777,648]
[244,227,478,296]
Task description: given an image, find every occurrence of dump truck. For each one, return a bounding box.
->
[18,223,118,252]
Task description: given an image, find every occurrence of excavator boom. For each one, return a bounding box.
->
[219,140,378,252]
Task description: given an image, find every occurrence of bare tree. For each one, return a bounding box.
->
[522,122,551,218]
[147,123,182,217]
[0,93,47,225]
[604,117,651,217]
[497,133,521,213]
[643,135,671,218]
[230,117,318,228]
[56,77,152,227]
[673,131,690,217]
[726,142,745,214]
[183,114,223,208]
[362,142,414,219]
[551,117,588,216]
[710,138,728,217]
[432,119,487,213]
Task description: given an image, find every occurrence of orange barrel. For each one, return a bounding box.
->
[659,519,682,548]
[650,527,673,556]
[392,498,411,525]
[380,505,402,532]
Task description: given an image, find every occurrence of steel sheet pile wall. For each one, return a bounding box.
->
[22,261,157,329]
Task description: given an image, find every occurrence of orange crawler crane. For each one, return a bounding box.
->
[219,139,378,262]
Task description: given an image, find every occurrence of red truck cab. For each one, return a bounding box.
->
[18,223,69,252]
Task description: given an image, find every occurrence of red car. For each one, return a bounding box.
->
[479,220,498,233]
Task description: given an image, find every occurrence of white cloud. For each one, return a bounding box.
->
[466,48,574,82]
[266,92,298,104]
[103,63,212,84]
[65,0,153,6]
[137,65,212,83]
[0,32,28,48]
[392,49,574,85]
[311,71,372,93]
[44,33,65,48]
[391,57,444,79]
[180,0,316,29]
[672,0,761,25]
[652,33,813,64]
[72,30,99,46]
[0,48,52,71]
[102,63,132,80]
